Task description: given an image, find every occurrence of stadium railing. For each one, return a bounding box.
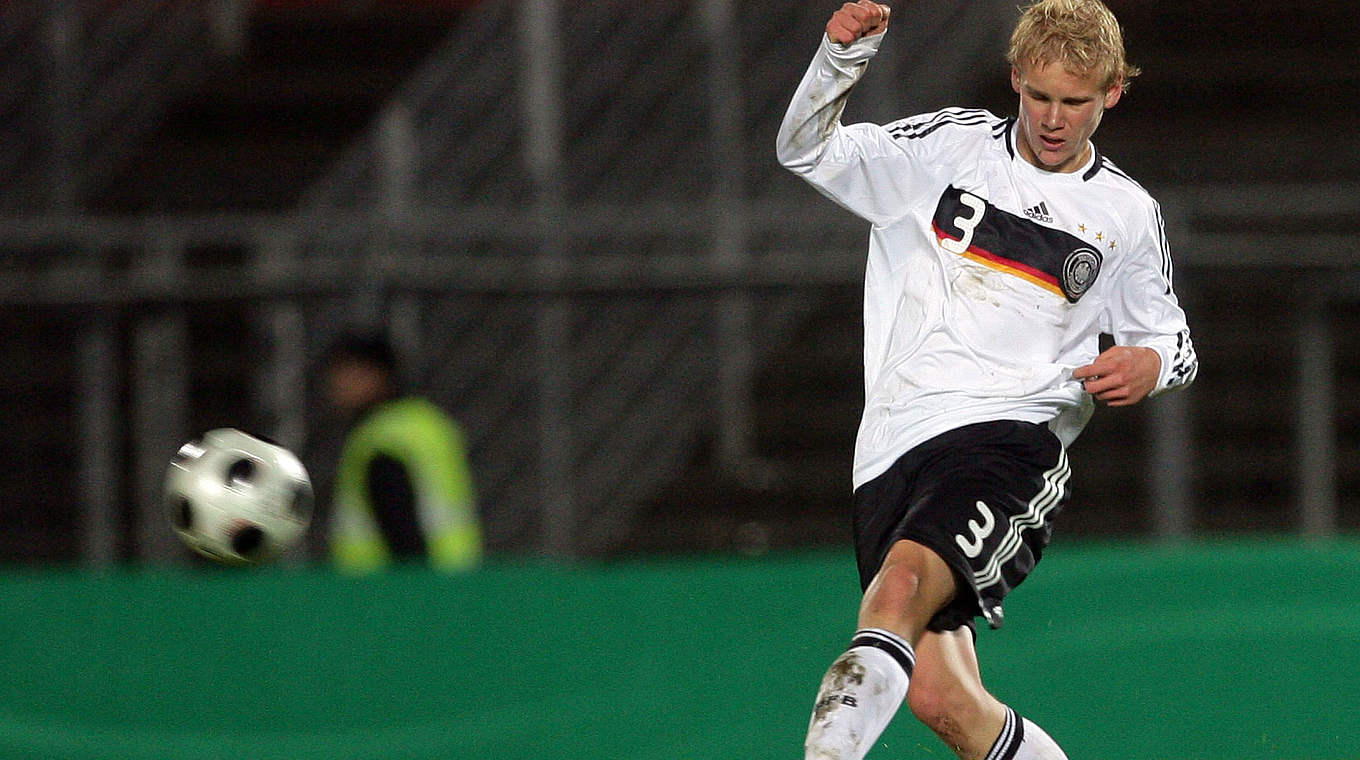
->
[0,0,1355,561]
[0,1,237,213]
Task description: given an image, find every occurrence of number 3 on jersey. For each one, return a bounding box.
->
[939,191,985,254]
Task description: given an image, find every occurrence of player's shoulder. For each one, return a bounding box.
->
[885,107,1009,144]
[1081,151,1170,253]
[1087,151,1154,203]
[1085,150,1163,218]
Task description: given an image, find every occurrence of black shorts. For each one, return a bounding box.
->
[852,420,1071,632]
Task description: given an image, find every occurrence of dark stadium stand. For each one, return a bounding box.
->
[92,4,462,212]
[0,0,1355,562]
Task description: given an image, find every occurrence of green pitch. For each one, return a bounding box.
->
[1,538,1356,759]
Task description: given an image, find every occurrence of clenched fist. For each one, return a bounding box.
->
[826,1,890,45]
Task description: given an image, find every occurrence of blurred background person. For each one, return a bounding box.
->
[323,332,482,573]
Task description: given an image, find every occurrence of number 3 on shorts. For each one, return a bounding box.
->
[955,500,995,559]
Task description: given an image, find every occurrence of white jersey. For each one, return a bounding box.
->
[777,33,1198,490]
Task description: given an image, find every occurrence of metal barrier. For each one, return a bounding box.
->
[0,1,238,212]
[3,178,1356,561]
[0,0,1354,562]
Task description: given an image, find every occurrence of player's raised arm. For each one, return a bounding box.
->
[776,2,912,225]
[826,1,890,45]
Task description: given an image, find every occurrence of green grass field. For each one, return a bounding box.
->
[2,538,1357,759]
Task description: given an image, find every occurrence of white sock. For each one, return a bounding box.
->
[804,628,914,760]
[985,707,1069,760]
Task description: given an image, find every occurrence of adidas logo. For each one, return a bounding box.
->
[1023,201,1053,223]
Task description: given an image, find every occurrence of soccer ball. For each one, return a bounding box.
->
[165,428,313,565]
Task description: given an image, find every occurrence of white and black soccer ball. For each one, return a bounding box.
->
[165,428,313,565]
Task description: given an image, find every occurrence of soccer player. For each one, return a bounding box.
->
[776,1,1197,758]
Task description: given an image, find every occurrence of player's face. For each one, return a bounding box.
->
[1011,61,1122,173]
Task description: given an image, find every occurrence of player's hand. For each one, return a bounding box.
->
[826,1,890,45]
[1072,345,1161,407]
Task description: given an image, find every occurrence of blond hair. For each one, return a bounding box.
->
[1007,0,1141,90]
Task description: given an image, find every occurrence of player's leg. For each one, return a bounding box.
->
[909,623,1069,759]
[805,421,1069,760]
[860,538,959,634]
[907,627,1006,757]
[804,539,956,760]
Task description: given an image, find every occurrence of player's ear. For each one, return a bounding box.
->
[1010,66,1022,94]
[1103,79,1123,109]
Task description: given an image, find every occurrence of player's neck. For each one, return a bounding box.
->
[1017,137,1092,175]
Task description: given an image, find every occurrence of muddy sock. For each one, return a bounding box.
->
[805,628,914,760]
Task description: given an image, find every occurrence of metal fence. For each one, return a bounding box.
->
[1,0,1356,563]
[0,0,241,213]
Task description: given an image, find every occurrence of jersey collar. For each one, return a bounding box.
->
[1002,117,1104,181]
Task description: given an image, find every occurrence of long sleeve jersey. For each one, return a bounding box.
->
[777,33,1197,490]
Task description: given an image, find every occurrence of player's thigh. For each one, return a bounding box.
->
[858,538,959,633]
[856,420,1069,632]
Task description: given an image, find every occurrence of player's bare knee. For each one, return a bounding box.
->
[906,679,987,741]
[905,677,948,727]
[860,542,957,632]
[860,559,923,626]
